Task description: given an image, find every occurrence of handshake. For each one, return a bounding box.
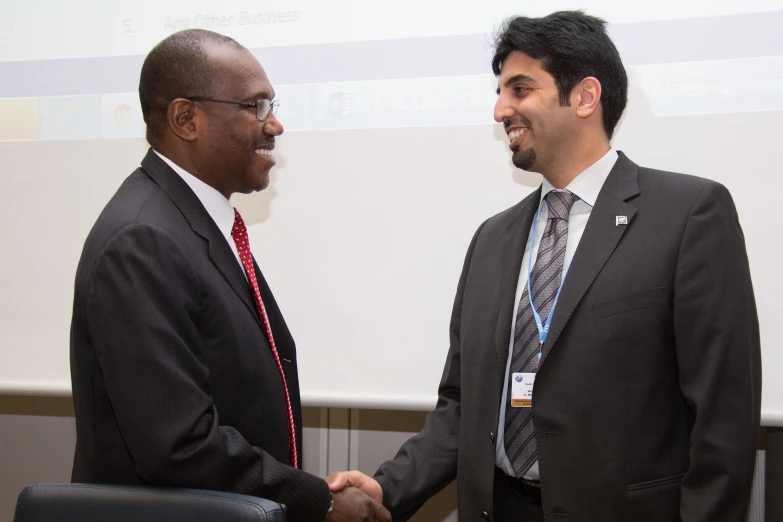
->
[323,470,391,522]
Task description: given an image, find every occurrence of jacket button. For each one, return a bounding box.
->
[481,510,491,521]
[489,432,495,444]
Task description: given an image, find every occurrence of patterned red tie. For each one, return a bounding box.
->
[231,208,298,469]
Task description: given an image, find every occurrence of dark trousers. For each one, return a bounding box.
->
[493,468,544,522]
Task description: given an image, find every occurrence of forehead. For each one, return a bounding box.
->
[205,42,273,98]
[497,51,551,86]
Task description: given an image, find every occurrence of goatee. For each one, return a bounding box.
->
[512,147,537,171]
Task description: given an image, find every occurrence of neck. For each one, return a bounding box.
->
[542,136,611,189]
[158,144,231,200]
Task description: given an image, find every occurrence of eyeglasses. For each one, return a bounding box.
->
[186,97,279,121]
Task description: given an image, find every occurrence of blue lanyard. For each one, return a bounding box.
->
[526,198,569,364]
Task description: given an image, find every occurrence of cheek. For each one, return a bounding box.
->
[227,125,251,149]
[205,120,239,155]
[210,118,264,166]
[218,116,254,144]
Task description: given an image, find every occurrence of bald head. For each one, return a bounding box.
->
[139,29,245,148]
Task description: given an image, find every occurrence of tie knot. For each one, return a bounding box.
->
[231,208,247,241]
[544,191,579,221]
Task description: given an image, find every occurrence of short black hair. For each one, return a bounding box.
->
[492,11,628,139]
[139,29,244,148]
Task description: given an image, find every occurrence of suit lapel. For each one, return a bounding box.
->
[494,188,541,384]
[539,152,640,367]
[140,149,262,328]
[254,258,295,357]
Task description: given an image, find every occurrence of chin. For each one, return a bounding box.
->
[512,147,538,172]
[244,171,271,193]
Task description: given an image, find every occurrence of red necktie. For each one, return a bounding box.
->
[231,208,298,469]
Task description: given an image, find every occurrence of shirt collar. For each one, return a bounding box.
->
[540,148,619,208]
[152,149,235,238]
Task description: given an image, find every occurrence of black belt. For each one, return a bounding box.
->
[497,469,543,507]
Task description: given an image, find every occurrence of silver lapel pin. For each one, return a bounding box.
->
[615,216,628,226]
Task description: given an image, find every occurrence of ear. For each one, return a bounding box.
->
[166,98,200,142]
[574,77,602,120]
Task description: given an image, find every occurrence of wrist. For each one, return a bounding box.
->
[326,492,334,516]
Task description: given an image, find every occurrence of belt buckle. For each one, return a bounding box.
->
[521,478,541,489]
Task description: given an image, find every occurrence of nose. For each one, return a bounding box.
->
[264,112,284,136]
[494,94,514,124]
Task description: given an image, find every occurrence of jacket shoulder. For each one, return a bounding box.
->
[478,190,539,237]
[636,165,729,200]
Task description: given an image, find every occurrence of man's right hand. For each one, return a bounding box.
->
[326,470,383,503]
[325,486,391,522]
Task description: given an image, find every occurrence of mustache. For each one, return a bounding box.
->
[503,117,532,130]
[253,136,275,149]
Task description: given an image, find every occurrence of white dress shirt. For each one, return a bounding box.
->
[152,150,246,272]
[495,148,619,480]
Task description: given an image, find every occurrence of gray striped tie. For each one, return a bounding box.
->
[504,190,578,477]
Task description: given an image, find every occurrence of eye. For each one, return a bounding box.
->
[515,86,530,96]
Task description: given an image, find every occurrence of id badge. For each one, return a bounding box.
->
[511,373,535,407]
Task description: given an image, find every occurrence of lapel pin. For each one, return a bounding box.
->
[615,216,628,226]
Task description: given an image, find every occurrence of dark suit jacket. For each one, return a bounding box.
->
[70,149,331,521]
[375,152,761,522]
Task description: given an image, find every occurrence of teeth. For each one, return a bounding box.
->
[508,129,526,142]
[255,149,273,157]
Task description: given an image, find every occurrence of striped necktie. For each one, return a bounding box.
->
[504,190,578,476]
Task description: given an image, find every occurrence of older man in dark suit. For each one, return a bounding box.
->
[69,28,390,522]
[328,11,761,522]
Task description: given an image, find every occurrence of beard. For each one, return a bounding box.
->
[512,146,537,171]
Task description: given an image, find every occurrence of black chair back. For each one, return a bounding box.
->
[13,483,286,522]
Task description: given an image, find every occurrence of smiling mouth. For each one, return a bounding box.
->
[254,148,276,166]
[507,128,528,149]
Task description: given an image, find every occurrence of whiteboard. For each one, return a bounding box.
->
[0,0,781,426]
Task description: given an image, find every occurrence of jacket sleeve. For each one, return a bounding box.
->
[673,182,761,522]
[374,220,487,521]
[86,223,331,522]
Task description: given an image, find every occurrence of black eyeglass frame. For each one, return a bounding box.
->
[186,97,279,121]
